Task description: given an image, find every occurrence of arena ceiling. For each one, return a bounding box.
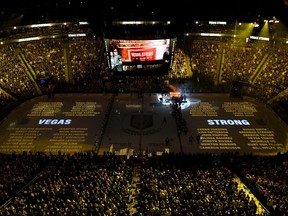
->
[1,0,287,28]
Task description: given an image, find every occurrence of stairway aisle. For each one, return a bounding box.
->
[233,176,269,215]
[127,165,141,215]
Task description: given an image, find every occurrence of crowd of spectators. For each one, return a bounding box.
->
[187,39,220,89]
[170,45,190,80]
[220,41,267,85]
[69,37,105,92]
[136,153,258,215]
[179,37,288,122]
[19,40,66,84]
[1,152,287,215]
[231,153,288,215]
[252,43,288,101]
[0,152,132,215]
[0,44,38,100]
[0,152,47,206]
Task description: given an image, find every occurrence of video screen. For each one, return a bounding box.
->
[104,38,176,75]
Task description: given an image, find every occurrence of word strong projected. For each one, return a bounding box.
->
[208,119,250,126]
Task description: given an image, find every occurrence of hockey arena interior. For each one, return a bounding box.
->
[0,1,288,215]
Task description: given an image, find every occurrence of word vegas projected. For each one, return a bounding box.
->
[0,100,101,153]
[38,119,72,125]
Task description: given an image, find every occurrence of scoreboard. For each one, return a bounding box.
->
[103,21,177,76]
[104,38,176,75]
